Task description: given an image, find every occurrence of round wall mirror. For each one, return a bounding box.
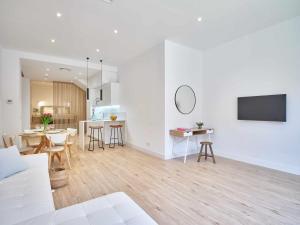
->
[174,85,196,114]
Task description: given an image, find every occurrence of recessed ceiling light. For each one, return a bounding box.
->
[44,73,49,77]
[46,68,50,71]
[56,12,62,18]
[114,29,118,34]
[102,0,113,3]
[51,39,56,43]
[96,49,100,53]
[197,17,202,22]
[74,76,78,79]
[78,72,82,75]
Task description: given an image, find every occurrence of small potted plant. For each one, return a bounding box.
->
[196,121,204,129]
[110,114,117,121]
[41,113,53,132]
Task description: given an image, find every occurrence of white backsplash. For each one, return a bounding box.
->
[91,105,126,120]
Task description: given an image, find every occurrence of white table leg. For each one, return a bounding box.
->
[171,136,175,158]
[196,135,200,153]
[83,123,85,152]
[79,121,85,152]
[184,136,189,163]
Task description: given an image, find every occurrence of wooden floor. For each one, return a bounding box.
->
[52,145,300,225]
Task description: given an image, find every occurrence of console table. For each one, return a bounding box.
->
[169,128,214,163]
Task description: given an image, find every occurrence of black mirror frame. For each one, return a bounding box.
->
[174,85,196,115]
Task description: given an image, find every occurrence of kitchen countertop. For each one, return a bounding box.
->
[80,119,125,123]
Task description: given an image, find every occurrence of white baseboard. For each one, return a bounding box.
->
[216,150,300,176]
[126,142,165,159]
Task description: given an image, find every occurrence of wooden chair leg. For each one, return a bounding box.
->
[209,144,216,164]
[64,149,72,169]
[48,152,52,169]
[68,145,72,158]
[205,144,208,160]
[197,144,204,162]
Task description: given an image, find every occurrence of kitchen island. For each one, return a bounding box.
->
[79,120,126,151]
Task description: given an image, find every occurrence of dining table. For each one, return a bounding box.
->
[19,129,66,154]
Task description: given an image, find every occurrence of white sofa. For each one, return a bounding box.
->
[0,154,157,225]
[0,154,55,225]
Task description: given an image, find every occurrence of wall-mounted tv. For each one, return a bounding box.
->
[238,94,286,122]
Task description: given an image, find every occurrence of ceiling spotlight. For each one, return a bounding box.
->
[197,17,202,22]
[78,72,82,75]
[96,49,100,53]
[46,68,50,71]
[44,73,49,77]
[114,29,118,34]
[74,76,78,79]
[102,0,113,3]
[56,12,62,18]
[51,39,56,43]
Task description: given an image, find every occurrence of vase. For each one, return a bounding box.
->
[43,123,48,133]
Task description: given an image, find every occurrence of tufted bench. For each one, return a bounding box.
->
[14,192,157,225]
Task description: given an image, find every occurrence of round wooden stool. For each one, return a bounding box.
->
[88,125,104,151]
[197,141,216,163]
[109,125,124,148]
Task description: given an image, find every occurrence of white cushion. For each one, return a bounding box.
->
[0,146,28,180]
[14,192,157,225]
[0,153,55,225]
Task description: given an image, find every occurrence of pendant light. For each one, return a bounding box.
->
[100,59,103,101]
[86,57,90,101]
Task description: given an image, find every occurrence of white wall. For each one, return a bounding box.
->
[119,44,165,158]
[164,41,204,159]
[0,49,22,137]
[21,77,30,130]
[203,17,300,174]
[0,47,3,146]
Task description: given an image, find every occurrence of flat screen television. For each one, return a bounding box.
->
[238,94,286,122]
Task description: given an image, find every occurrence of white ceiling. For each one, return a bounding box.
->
[1,0,299,66]
[21,59,99,88]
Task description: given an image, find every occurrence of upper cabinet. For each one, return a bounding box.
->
[91,82,120,106]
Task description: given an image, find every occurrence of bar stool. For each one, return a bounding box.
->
[109,125,124,148]
[197,141,216,163]
[88,125,104,151]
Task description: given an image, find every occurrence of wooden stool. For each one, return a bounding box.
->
[109,125,124,148]
[88,125,104,151]
[197,141,216,163]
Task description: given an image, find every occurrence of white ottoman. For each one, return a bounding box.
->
[15,192,158,225]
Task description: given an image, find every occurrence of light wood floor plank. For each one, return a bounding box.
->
[52,146,300,225]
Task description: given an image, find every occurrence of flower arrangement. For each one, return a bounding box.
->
[41,113,53,132]
[196,121,204,129]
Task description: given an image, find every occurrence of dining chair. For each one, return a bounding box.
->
[25,137,41,149]
[66,128,77,157]
[45,133,71,169]
[2,134,33,154]
[2,134,14,148]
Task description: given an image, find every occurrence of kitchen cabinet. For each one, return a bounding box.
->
[91,82,119,106]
